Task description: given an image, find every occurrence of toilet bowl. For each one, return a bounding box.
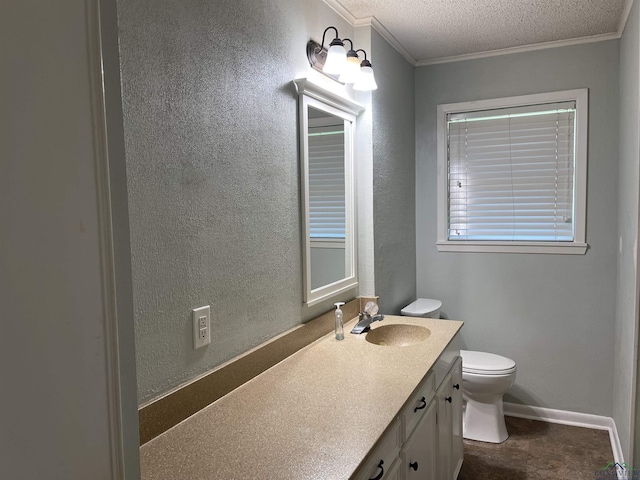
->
[460,350,516,443]
[401,298,517,444]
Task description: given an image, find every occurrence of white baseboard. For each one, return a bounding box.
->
[504,402,624,476]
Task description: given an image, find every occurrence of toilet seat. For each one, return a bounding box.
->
[461,350,516,375]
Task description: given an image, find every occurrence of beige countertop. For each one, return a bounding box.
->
[140,315,463,480]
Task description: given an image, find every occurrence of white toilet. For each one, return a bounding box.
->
[401,298,517,444]
[459,349,516,443]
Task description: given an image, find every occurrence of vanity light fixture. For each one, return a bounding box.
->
[353,50,378,91]
[306,27,378,91]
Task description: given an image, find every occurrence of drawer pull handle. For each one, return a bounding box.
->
[413,396,427,412]
[446,396,452,403]
[409,461,419,471]
[453,383,460,390]
[369,459,384,480]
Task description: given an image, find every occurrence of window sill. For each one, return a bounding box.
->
[436,241,588,255]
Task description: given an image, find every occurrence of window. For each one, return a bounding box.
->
[436,89,588,254]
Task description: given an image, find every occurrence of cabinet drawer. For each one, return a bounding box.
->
[432,335,461,387]
[353,418,401,480]
[401,371,435,439]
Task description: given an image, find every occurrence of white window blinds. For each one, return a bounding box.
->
[308,123,345,239]
[447,102,576,242]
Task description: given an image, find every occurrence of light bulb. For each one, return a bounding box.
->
[353,61,378,91]
[338,51,361,83]
[323,39,347,75]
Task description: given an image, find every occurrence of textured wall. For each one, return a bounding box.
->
[415,41,619,416]
[371,29,417,314]
[117,0,357,403]
[616,0,640,463]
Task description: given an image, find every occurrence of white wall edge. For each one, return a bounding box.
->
[504,403,625,474]
[618,0,636,36]
[87,0,126,477]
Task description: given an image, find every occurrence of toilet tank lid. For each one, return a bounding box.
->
[401,298,442,316]
[460,350,516,373]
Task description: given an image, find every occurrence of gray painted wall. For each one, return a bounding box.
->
[1,0,133,477]
[117,0,360,403]
[616,0,640,464]
[371,29,417,314]
[415,41,619,416]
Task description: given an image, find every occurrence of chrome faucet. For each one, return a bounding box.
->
[350,311,385,334]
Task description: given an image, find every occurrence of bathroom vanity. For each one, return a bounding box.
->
[139,315,463,480]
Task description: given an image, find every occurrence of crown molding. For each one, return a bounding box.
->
[322,0,358,25]
[416,32,621,66]
[354,16,417,65]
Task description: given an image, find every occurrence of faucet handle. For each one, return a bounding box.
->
[364,301,379,316]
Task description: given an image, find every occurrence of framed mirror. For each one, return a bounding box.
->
[293,78,364,306]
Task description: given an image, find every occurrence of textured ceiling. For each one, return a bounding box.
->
[329,0,630,63]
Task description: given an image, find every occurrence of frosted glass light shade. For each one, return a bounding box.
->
[353,65,378,91]
[338,54,361,83]
[323,44,347,75]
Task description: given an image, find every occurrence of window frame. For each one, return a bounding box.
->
[436,89,589,255]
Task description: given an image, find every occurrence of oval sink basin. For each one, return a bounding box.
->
[365,324,431,347]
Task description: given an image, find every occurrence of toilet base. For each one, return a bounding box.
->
[462,395,509,443]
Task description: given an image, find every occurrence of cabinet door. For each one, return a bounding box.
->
[436,372,453,480]
[400,398,437,480]
[450,357,463,479]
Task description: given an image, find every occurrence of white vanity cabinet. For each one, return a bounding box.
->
[353,353,463,480]
[436,357,464,480]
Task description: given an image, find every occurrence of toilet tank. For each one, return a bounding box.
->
[400,298,442,319]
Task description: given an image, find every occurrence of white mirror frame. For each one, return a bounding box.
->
[293,78,364,306]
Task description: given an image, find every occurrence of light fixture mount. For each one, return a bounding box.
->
[306,40,339,81]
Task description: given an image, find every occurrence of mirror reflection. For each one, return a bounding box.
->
[307,106,348,290]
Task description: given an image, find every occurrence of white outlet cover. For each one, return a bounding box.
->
[192,305,211,349]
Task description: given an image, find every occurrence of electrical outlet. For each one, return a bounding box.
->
[192,305,211,349]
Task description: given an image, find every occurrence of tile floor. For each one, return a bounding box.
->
[458,416,615,479]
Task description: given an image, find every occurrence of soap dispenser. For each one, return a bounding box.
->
[334,302,345,341]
